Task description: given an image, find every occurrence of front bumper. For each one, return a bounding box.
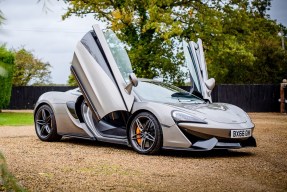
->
[163,136,256,151]
[162,122,256,151]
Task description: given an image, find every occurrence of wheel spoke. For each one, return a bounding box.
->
[136,119,144,131]
[146,133,155,142]
[45,125,51,134]
[45,115,51,123]
[36,120,45,125]
[144,119,154,131]
[140,137,147,150]
[40,125,46,134]
[41,109,46,120]
[131,133,142,140]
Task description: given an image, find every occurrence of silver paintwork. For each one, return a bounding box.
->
[81,102,128,144]
[92,25,134,111]
[183,39,215,102]
[162,124,192,148]
[72,42,126,119]
[34,25,256,151]
[35,85,255,150]
[131,101,192,148]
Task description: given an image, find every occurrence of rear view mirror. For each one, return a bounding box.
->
[205,78,215,90]
[125,73,138,94]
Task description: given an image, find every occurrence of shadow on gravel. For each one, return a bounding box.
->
[60,138,255,159]
[159,149,254,159]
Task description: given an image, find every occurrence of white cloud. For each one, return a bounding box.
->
[0,0,104,84]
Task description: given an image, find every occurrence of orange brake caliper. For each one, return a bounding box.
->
[136,127,142,145]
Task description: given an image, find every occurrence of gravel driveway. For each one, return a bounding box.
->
[0,113,286,191]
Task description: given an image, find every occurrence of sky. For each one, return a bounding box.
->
[0,0,287,85]
[0,0,105,84]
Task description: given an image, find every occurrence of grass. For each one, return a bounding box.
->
[0,152,26,191]
[0,112,33,126]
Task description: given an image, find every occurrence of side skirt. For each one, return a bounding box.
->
[59,133,129,146]
[59,133,96,141]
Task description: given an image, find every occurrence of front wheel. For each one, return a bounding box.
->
[34,104,62,142]
[129,112,162,155]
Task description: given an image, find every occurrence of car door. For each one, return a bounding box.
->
[71,24,134,120]
[183,39,215,102]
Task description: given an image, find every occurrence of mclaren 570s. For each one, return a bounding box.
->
[34,24,256,154]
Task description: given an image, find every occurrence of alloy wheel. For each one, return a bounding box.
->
[36,108,52,138]
[35,105,61,141]
[129,112,162,154]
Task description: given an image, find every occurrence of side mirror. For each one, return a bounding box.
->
[205,78,215,90]
[125,73,138,94]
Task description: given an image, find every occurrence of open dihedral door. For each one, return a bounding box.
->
[183,39,215,103]
[71,24,134,120]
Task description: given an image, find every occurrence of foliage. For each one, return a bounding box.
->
[0,152,27,191]
[0,10,4,26]
[67,73,78,86]
[205,0,287,84]
[62,0,287,84]
[251,38,287,83]
[12,48,51,86]
[63,0,189,84]
[0,45,14,111]
[0,112,33,126]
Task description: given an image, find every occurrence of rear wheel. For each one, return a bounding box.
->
[129,112,162,155]
[35,105,62,141]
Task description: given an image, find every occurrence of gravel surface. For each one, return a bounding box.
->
[0,113,286,191]
[0,126,34,138]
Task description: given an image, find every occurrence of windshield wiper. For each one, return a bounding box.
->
[171,92,207,104]
[171,92,191,98]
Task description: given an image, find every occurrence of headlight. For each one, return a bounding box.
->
[171,111,207,124]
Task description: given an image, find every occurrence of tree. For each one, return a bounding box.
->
[251,37,287,83]
[0,10,4,26]
[12,48,51,86]
[62,0,287,84]
[0,45,14,112]
[206,0,287,83]
[63,0,194,84]
[67,73,77,86]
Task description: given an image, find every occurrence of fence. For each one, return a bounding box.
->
[212,85,280,112]
[7,86,77,110]
[6,85,281,112]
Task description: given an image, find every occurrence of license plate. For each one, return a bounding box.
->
[231,129,251,138]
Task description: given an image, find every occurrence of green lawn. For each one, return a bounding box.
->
[0,112,33,126]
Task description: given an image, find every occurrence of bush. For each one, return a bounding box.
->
[0,45,14,111]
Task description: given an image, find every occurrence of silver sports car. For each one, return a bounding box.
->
[34,24,256,154]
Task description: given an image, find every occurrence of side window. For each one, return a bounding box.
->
[80,31,116,85]
[103,30,133,83]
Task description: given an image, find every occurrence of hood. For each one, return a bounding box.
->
[166,102,249,124]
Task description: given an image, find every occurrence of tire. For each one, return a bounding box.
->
[34,104,62,142]
[128,112,163,155]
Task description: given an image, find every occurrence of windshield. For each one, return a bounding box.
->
[133,81,205,104]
